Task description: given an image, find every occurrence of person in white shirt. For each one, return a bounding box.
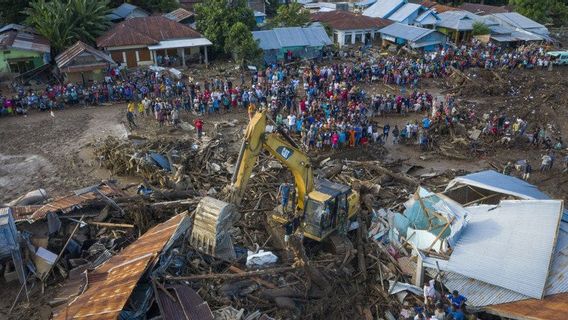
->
[287,114,296,132]
[423,279,437,307]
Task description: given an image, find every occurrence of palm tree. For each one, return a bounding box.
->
[24,0,111,53]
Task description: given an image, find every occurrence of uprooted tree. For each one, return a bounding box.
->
[195,0,256,56]
[24,0,111,53]
[224,22,263,67]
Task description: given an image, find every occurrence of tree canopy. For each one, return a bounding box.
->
[116,0,179,13]
[509,0,568,25]
[267,2,310,28]
[194,0,256,55]
[224,22,263,67]
[24,0,111,53]
[472,21,491,35]
[0,0,30,24]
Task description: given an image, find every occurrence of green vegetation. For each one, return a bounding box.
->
[267,2,310,28]
[472,21,491,35]
[225,22,263,67]
[24,0,111,53]
[0,0,30,24]
[194,0,256,55]
[509,0,568,25]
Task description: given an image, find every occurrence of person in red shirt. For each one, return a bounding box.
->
[194,118,204,139]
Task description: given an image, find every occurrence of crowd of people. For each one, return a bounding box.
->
[417,280,468,320]
[0,40,552,116]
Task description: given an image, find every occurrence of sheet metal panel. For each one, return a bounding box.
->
[363,0,405,18]
[446,200,563,299]
[274,27,309,47]
[492,12,545,31]
[388,3,421,23]
[445,170,550,200]
[379,22,434,41]
[52,213,187,320]
[487,292,568,320]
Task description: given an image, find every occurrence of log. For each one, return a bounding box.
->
[89,222,135,228]
[166,266,298,281]
[347,161,418,187]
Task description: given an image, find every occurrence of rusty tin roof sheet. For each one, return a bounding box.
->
[97,16,202,48]
[55,41,115,70]
[164,8,194,22]
[12,183,122,222]
[53,213,186,320]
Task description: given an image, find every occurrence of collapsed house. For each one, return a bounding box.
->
[387,170,568,320]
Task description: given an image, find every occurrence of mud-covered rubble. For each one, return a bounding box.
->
[1,129,470,319]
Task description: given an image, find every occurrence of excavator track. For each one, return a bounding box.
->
[325,233,353,257]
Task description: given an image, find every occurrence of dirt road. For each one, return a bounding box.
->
[0,105,126,203]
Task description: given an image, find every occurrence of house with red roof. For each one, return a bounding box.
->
[96,16,211,68]
[311,11,392,47]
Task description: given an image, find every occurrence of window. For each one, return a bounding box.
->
[355,33,362,43]
[344,34,352,45]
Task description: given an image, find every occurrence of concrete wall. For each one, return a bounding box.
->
[335,29,378,47]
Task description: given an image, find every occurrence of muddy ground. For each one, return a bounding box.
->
[1,68,567,204]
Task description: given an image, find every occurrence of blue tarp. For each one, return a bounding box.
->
[149,153,171,172]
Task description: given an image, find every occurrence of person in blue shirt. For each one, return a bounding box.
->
[448,305,465,320]
[447,290,467,309]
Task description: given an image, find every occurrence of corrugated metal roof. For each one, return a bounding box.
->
[458,3,510,15]
[252,27,331,50]
[275,27,310,47]
[415,9,438,23]
[0,30,50,53]
[363,0,405,18]
[52,213,188,320]
[12,183,122,222]
[445,170,550,200]
[492,12,546,31]
[446,200,563,299]
[110,3,148,19]
[436,10,484,31]
[379,22,434,41]
[487,292,568,320]
[311,10,392,31]
[164,8,194,22]
[97,16,203,48]
[55,41,115,69]
[252,30,280,50]
[387,3,422,22]
[156,284,214,320]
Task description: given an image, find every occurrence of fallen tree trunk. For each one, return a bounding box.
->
[347,161,418,188]
[165,266,299,281]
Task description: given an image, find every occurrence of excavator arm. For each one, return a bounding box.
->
[228,110,314,210]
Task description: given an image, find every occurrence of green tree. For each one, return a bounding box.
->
[195,0,256,55]
[24,0,111,53]
[225,22,263,66]
[267,2,310,28]
[131,0,179,12]
[0,0,30,24]
[472,21,491,35]
[509,0,568,25]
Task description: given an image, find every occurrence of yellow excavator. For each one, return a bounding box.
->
[190,110,360,260]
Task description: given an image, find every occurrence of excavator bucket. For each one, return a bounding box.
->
[190,197,240,260]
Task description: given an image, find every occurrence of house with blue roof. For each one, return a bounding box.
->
[107,3,149,23]
[363,0,439,27]
[378,22,446,51]
[252,27,332,64]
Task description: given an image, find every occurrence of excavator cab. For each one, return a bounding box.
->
[271,179,359,242]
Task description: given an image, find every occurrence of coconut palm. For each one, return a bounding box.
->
[24,0,111,53]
